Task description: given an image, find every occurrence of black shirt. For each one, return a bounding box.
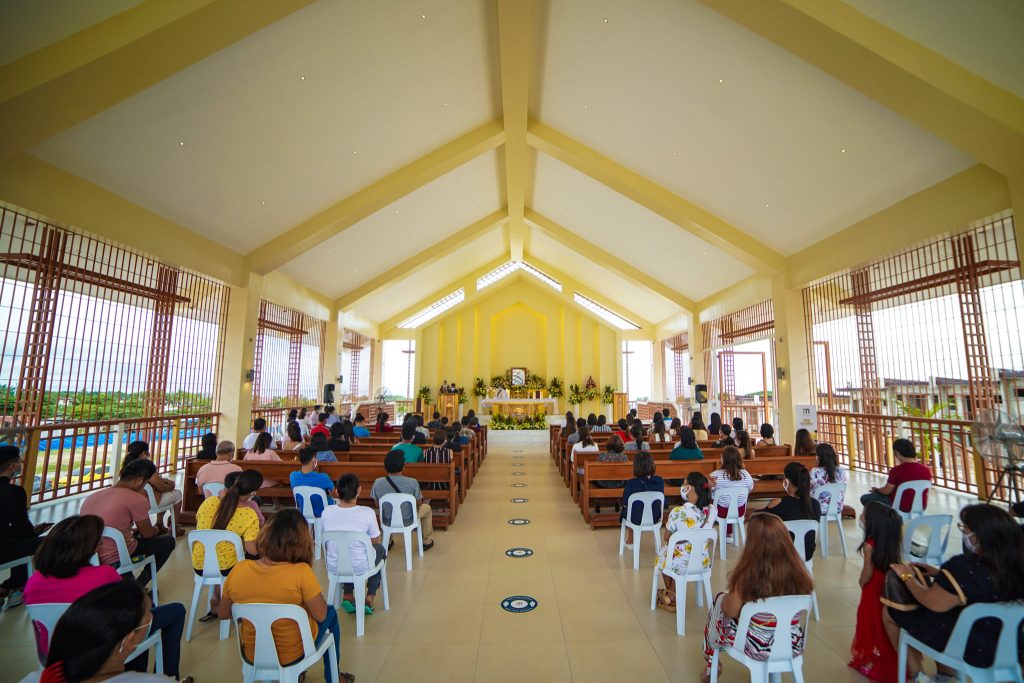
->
[0,477,35,544]
[326,438,351,452]
[767,495,822,560]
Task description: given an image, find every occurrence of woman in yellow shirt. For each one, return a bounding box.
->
[219,508,352,682]
[191,470,263,622]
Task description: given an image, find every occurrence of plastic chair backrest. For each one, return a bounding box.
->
[714,487,746,519]
[664,528,717,577]
[322,530,377,578]
[292,486,330,522]
[188,529,244,578]
[945,601,1024,672]
[26,602,69,665]
[893,480,930,514]
[624,491,665,527]
[902,514,951,562]
[816,483,846,517]
[732,595,813,664]
[143,483,161,509]
[101,526,133,565]
[202,482,226,498]
[783,519,818,566]
[379,493,417,530]
[231,603,318,670]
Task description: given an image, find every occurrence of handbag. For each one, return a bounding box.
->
[880,566,964,611]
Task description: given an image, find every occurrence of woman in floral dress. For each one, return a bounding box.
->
[654,472,715,612]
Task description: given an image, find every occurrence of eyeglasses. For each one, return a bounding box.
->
[956,522,971,535]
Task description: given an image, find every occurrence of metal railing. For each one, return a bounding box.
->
[13,413,219,505]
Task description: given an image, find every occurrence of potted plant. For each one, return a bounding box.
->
[567,383,583,410]
[548,377,564,399]
[601,385,615,405]
[416,385,432,413]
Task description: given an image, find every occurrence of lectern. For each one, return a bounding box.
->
[439,393,459,423]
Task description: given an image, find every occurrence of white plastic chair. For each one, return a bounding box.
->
[27,602,163,673]
[292,486,330,560]
[816,482,848,558]
[713,489,748,560]
[202,482,226,498]
[101,527,159,605]
[322,530,390,637]
[783,520,821,621]
[0,555,32,584]
[619,491,665,570]
[901,514,952,566]
[378,493,424,572]
[898,601,1024,683]
[650,528,717,635]
[230,603,337,683]
[144,484,177,538]
[893,480,930,523]
[710,594,813,683]
[186,529,243,641]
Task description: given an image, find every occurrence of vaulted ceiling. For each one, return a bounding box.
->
[2,0,1021,335]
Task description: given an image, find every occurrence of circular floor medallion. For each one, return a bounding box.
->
[510,497,529,503]
[511,483,527,487]
[507,518,531,525]
[505,547,534,558]
[501,596,538,613]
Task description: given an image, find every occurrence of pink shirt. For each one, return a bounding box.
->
[196,460,243,488]
[24,565,120,605]
[80,487,153,564]
[245,449,281,488]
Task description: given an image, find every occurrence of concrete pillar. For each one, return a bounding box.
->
[220,272,263,444]
[772,275,812,441]
[652,332,665,401]
[320,312,340,399]
[688,312,705,419]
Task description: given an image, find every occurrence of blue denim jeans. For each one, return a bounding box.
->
[315,605,341,680]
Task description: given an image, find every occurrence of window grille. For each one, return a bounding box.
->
[251,300,325,410]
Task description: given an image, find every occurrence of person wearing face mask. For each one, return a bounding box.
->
[763,462,822,560]
[654,473,715,613]
[885,504,1024,682]
[0,446,52,609]
[190,470,264,623]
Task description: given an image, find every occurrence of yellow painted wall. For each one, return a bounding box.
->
[411,277,622,415]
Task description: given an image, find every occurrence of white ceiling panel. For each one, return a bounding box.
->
[532,0,974,255]
[31,0,500,251]
[0,0,143,64]
[276,151,505,299]
[532,152,754,300]
[528,231,678,325]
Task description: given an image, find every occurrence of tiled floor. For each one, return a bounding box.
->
[0,432,974,682]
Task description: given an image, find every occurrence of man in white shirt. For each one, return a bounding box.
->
[321,473,387,615]
[242,418,277,450]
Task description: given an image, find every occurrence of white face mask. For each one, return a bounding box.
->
[963,532,977,553]
[783,480,790,495]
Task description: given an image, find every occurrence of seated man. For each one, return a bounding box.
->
[196,440,242,491]
[242,417,275,450]
[322,473,387,615]
[371,450,434,551]
[310,412,331,439]
[352,413,371,438]
[459,416,475,442]
[426,411,442,429]
[290,447,337,519]
[0,446,52,608]
[859,438,930,512]
[394,423,423,463]
[81,458,175,589]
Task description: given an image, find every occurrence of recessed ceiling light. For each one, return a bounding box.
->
[603,17,608,23]
[764,203,770,208]
[299,75,305,81]
[841,148,847,153]
[261,201,266,206]
[718,79,724,84]
[583,104,588,110]
[352,151,358,155]
[672,152,677,157]
[178,141,184,146]
[421,14,426,19]
[395,209,400,214]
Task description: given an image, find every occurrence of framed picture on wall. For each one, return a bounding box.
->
[510,367,527,386]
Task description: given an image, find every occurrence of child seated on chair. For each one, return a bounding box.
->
[322,473,387,616]
[289,448,337,519]
[620,453,664,549]
[654,473,714,613]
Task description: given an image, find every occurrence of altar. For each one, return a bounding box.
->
[480,397,558,418]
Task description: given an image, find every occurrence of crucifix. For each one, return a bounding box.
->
[401,342,415,400]
[622,348,635,397]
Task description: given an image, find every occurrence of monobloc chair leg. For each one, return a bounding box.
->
[380,568,390,611]
[836,518,849,556]
[618,524,626,556]
[675,578,688,636]
[819,519,830,558]
[403,530,414,571]
[632,530,641,570]
[354,580,366,637]
[650,569,660,611]
[416,523,424,557]
[186,579,202,641]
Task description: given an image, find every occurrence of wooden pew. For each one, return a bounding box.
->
[579,454,817,527]
[182,459,459,528]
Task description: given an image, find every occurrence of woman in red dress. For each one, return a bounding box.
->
[849,502,903,682]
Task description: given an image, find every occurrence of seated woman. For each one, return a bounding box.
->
[222,471,265,527]
[650,419,671,445]
[559,412,576,441]
[244,431,281,488]
[711,424,735,448]
[691,412,709,441]
[668,417,682,438]
[220,508,354,683]
[24,514,188,680]
[809,442,848,514]
[794,428,816,456]
[670,426,703,461]
[762,462,822,560]
[30,581,190,683]
[121,440,183,536]
[702,513,814,682]
[196,432,218,460]
[309,432,337,463]
[570,426,599,471]
[756,423,776,446]
[613,418,631,443]
[620,454,664,549]
[707,412,723,437]
[709,447,754,539]
[422,430,454,492]
[885,504,1024,680]
[624,425,651,453]
[327,422,352,452]
[734,430,754,460]
[654,472,715,613]
[592,434,629,513]
[281,420,305,452]
[191,470,263,623]
[375,412,393,433]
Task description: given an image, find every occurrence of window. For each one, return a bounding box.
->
[397,288,465,329]
[575,293,639,330]
[622,340,653,401]
[381,340,415,400]
[477,261,562,292]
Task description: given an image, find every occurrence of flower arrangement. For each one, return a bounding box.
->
[526,373,546,390]
[457,387,468,405]
[601,385,615,404]
[582,385,599,402]
[416,385,432,403]
[473,377,488,397]
[548,377,564,398]
[490,375,509,390]
[489,411,548,430]
[567,383,583,406]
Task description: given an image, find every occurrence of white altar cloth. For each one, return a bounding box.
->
[480,397,559,414]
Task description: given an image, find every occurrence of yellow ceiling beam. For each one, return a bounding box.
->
[786,164,1010,288]
[247,120,505,274]
[525,209,696,311]
[0,153,247,285]
[335,210,508,310]
[526,120,786,274]
[697,0,1024,178]
[0,0,315,162]
[497,0,536,261]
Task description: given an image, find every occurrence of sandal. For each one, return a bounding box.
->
[198,610,218,623]
[364,604,374,615]
[341,673,356,683]
[341,599,357,614]
[656,589,676,613]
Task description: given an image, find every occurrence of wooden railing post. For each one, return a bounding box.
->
[972,447,989,501]
[20,428,41,506]
[845,416,857,470]
[885,435,895,468]
[169,419,180,474]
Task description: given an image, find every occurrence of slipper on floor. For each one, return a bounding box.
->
[198,611,218,623]
[341,599,356,614]
[364,604,374,615]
